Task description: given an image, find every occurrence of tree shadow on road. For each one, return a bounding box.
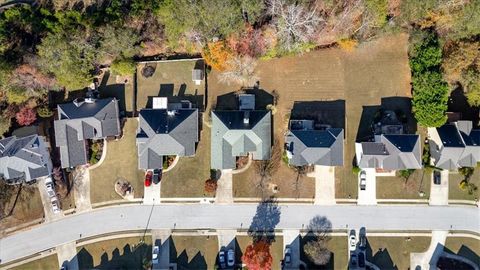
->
[248,198,281,244]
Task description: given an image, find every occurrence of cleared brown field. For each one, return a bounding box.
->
[211,34,412,199]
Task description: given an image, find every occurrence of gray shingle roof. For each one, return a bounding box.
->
[430,121,480,170]
[357,134,422,170]
[211,110,271,170]
[54,98,120,168]
[285,128,343,166]
[0,135,52,183]
[136,108,198,170]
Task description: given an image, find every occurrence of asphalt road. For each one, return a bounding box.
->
[1,204,479,264]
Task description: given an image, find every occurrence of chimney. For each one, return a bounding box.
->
[243,111,250,125]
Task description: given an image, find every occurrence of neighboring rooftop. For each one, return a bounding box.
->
[54,98,120,168]
[136,108,198,170]
[211,110,271,170]
[0,135,52,184]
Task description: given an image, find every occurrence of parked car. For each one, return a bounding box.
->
[227,249,234,267]
[359,171,366,190]
[51,200,60,214]
[46,182,56,198]
[358,252,365,267]
[218,249,226,269]
[350,253,358,266]
[145,171,153,187]
[284,245,291,264]
[153,169,162,184]
[152,246,159,264]
[433,171,441,185]
[359,227,367,250]
[349,234,357,250]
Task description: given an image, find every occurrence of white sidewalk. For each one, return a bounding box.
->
[56,241,79,270]
[410,230,448,270]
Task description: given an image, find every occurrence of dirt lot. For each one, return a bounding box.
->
[301,236,348,270]
[89,119,144,203]
[236,235,284,270]
[77,236,151,269]
[209,34,412,199]
[0,184,44,235]
[366,236,431,270]
[170,236,219,269]
[376,170,431,200]
[449,170,480,201]
[136,59,206,110]
[161,127,212,198]
[444,237,480,266]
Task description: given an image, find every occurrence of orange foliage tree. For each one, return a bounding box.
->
[201,41,233,71]
[228,24,267,58]
[242,239,273,270]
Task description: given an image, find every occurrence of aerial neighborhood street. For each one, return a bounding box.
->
[0,1,480,270]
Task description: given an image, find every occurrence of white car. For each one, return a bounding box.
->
[51,200,61,214]
[46,182,56,198]
[152,246,159,264]
[349,234,356,250]
[359,171,366,190]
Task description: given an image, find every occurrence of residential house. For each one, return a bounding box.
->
[54,97,120,168]
[136,98,199,170]
[285,120,344,166]
[211,94,271,170]
[0,135,52,184]
[355,110,422,171]
[428,120,480,170]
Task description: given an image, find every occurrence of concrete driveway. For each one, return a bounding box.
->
[56,241,79,270]
[144,181,161,205]
[151,229,172,270]
[216,170,233,204]
[312,166,335,205]
[410,230,448,270]
[73,167,92,212]
[357,169,377,205]
[37,177,63,222]
[429,170,449,206]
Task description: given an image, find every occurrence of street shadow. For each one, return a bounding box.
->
[248,198,281,244]
[175,250,208,270]
[448,87,480,125]
[291,100,346,131]
[444,245,480,267]
[216,88,274,110]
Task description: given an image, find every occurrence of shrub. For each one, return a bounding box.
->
[204,179,217,193]
[398,169,415,180]
[0,116,11,137]
[15,107,36,126]
[352,166,361,175]
[282,150,290,165]
[111,58,136,76]
[6,87,30,104]
[202,41,234,71]
[37,106,54,118]
[338,39,358,52]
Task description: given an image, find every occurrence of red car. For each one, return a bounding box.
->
[144,171,153,187]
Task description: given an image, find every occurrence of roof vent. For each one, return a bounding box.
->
[167,110,176,117]
[243,111,250,125]
[73,98,85,107]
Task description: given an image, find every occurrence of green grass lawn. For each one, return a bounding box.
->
[300,236,348,270]
[444,237,480,266]
[366,236,431,270]
[376,170,431,200]
[77,236,151,269]
[236,235,284,270]
[449,170,480,201]
[170,236,219,269]
[10,254,58,270]
[161,127,212,198]
[89,119,144,203]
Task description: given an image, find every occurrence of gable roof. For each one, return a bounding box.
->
[357,134,422,170]
[54,98,120,168]
[285,128,344,166]
[136,109,199,170]
[211,110,271,170]
[0,135,52,183]
[430,121,480,169]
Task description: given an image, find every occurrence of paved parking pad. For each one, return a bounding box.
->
[429,170,449,206]
[357,169,377,205]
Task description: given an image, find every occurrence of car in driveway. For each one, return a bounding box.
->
[433,171,441,185]
[349,233,357,250]
[350,253,358,267]
[144,171,153,187]
[358,251,365,267]
[45,181,56,198]
[51,200,60,214]
[227,249,234,267]
[284,245,291,264]
[218,249,226,269]
[359,227,367,250]
[153,169,162,184]
[359,171,366,190]
[152,246,159,264]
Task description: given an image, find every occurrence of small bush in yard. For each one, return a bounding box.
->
[352,166,361,175]
[37,106,54,118]
[15,107,36,126]
[204,179,217,193]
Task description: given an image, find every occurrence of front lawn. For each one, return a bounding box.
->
[449,169,480,201]
[301,236,348,270]
[10,254,59,270]
[170,236,219,269]
[376,170,431,200]
[89,119,144,203]
[444,237,480,266]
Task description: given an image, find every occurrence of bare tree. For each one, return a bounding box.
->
[267,0,322,51]
[254,139,282,198]
[218,56,259,86]
[304,238,331,265]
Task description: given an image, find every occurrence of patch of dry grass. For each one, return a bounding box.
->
[10,254,59,270]
[170,236,219,269]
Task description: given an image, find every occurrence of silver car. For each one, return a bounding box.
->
[227,249,234,267]
[359,171,366,190]
[152,246,159,264]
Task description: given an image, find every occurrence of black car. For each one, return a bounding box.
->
[433,171,441,185]
[359,227,367,250]
[153,169,162,184]
[358,252,365,267]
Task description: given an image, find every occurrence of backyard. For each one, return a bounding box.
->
[444,237,480,266]
[376,170,431,200]
[209,33,412,200]
[366,236,431,270]
[76,236,152,269]
[300,236,348,270]
[161,127,211,198]
[89,119,144,203]
[448,169,480,201]
[236,235,284,270]
[99,70,135,115]
[170,235,219,269]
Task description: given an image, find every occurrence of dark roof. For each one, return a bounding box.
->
[470,130,480,146]
[139,109,195,134]
[437,124,464,147]
[383,134,418,152]
[291,128,342,148]
[58,99,115,119]
[361,142,388,155]
[214,110,270,130]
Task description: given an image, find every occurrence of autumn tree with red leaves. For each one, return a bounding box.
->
[15,107,37,126]
[242,239,273,270]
